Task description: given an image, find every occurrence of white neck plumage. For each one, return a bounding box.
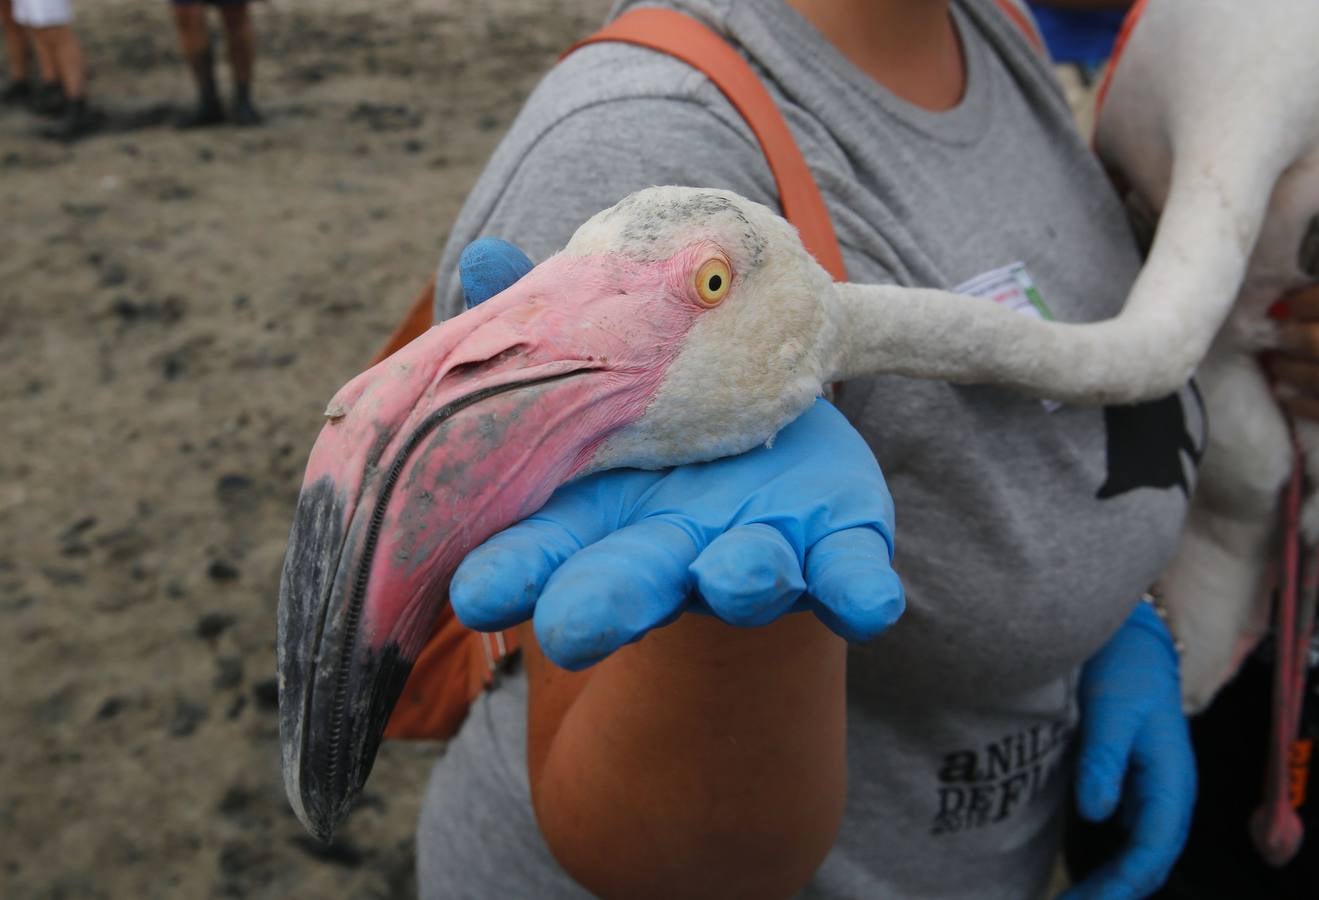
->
[824,149,1281,405]
[825,0,1319,407]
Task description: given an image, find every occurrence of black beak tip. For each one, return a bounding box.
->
[281,736,357,844]
[278,637,417,842]
[299,797,342,845]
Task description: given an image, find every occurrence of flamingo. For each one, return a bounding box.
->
[277,0,1319,845]
[1094,0,1319,864]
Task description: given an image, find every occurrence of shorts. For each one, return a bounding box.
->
[12,0,73,28]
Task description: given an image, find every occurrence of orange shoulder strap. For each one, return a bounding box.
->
[992,0,1045,55]
[1092,0,1149,125]
[566,7,847,281]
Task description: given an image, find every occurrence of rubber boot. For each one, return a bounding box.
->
[1,77,32,105]
[230,82,261,127]
[42,97,99,143]
[177,46,224,128]
[29,80,65,116]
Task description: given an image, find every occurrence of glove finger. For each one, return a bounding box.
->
[534,516,702,670]
[450,516,585,631]
[1063,817,1182,900]
[459,237,535,308]
[1113,724,1196,894]
[1067,731,1195,900]
[1061,851,1167,900]
[803,526,904,642]
[1057,862,1139,900]
[690,523,806,627]
[1074,699,1145,822]
[449,468,663,630]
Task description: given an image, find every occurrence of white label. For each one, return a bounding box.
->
[955,262,1060,411]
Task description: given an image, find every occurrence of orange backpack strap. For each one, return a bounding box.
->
[566,7,846,281]
[992,0,1045,55]
[1092,0,1150,125]
[384,602,519,739]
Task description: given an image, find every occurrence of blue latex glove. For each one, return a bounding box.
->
[1064,601,1197,900]
[459,237,534,310]
[449,238,905,670]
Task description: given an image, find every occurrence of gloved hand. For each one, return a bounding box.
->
[448,238,905,670]
[1064,600,1197,900]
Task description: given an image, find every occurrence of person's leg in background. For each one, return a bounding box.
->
[217,1,258,125]
[10,0,62,113]
[0,0,33,103]
[33,24,92,138]
[171,0,223,127]
[16,0,92,139]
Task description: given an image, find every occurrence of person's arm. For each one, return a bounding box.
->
[454,400,898,898]
[526,616,847,899]
[453,230,902,896]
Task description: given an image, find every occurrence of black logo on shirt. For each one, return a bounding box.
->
[1096,382,1205,500]
[930,721,1072,836]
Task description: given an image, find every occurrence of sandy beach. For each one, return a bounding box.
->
[0,1,610,896]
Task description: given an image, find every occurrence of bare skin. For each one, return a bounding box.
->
[217,4,255,87]
[172,2,256,102]
[786,0,966,110]
[526,617,848,899]
[28,23,56,84]
[28,26,84,100]
[0,0,28,83]
[524,2,962,896]
[171,4,209,59]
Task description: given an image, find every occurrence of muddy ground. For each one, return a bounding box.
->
[0,1,610,897]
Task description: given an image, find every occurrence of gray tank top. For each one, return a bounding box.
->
[418,1,1201,896]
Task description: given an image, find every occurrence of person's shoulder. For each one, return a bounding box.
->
[480,35,772,209]
[432,34,779,322]
[522,39,729,130]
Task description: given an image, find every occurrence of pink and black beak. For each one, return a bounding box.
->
[277,251,702,840]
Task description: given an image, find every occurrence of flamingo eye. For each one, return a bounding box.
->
[695,257,732,306]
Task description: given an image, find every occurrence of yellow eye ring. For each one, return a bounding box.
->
[695,257,732,306]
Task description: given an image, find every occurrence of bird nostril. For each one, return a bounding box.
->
[1298,214,1319,277]
[444,344,530,381]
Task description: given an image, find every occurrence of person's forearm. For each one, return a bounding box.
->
[526,613,848,899]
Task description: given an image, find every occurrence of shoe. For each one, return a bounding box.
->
[41,98,100,143]
[1,79,32,106]
[29,80,65,117]
[176,94,225,129]
[230,92,262,127]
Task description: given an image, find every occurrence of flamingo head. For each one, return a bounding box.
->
[277,187,840,839]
